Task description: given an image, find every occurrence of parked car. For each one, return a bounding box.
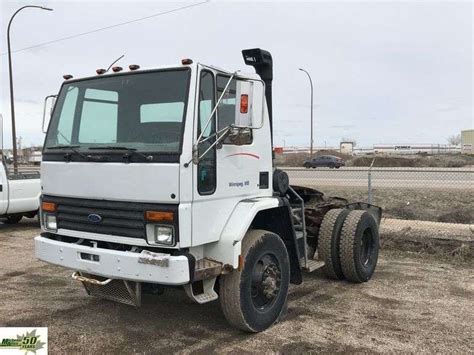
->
[303,155,345,169]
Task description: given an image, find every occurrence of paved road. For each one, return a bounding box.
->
[0,221,472,353]
[282,167,473,189]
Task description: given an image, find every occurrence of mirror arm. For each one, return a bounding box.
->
[192,126,231,165]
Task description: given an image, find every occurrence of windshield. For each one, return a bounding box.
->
[44,69,190,154]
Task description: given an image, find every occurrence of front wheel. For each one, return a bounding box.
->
[220,230,290,332]
[4,215,23,224]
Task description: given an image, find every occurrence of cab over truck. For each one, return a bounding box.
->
[35,49,381,332]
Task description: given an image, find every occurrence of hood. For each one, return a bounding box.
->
[41,162,179,203]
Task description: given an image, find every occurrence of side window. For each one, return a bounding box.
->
[216,75,236,132]
[78,88,118,144]
[197,70,216,195]
[55,86,78,145]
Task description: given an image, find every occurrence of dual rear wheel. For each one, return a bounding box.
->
[319,209,379,283]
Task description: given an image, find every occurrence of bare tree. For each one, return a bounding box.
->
[447,133,461,146]
[341,137,357,147]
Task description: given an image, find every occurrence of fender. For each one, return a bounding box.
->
[204,196,303,284]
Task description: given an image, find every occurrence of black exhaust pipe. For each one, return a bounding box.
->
[242,48,273,145]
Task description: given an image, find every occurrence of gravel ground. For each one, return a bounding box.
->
[0,220,473,353]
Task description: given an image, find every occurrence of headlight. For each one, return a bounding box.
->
[43,214,57,231]
[155,225,174,244]
[146,224,174,245]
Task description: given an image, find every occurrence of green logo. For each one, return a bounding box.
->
[0,329,46,354]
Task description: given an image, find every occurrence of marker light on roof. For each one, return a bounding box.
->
[129,64,140,71]
[63,74,73,80]
[181,58,193,65]
[112,66,123,73]
[96,68,106,75]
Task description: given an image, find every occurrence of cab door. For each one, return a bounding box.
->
[191,68,270,246]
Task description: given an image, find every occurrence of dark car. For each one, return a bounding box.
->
[303,155,345,169]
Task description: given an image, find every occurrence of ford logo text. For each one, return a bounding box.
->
[87,214,103,223]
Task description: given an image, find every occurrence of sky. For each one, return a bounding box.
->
[0,0,472,149]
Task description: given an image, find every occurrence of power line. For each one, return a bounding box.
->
[1,0,210,56]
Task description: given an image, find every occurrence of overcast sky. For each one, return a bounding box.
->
[0,0,472,148]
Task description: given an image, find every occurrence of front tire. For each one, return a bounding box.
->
[4,215,22,224]
[339,210,379,283]
[220,230,290,332]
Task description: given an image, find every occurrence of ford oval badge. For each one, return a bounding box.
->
[87,213,103,223]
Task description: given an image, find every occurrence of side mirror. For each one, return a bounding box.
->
[232,79,265,130]
[42,95,57,133]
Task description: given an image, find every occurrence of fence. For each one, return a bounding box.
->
[282,166,473,246]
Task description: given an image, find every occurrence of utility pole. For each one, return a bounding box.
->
[7,5,53,173]
[299,68,314,157]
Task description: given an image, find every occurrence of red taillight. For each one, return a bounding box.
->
[240,94,249,113]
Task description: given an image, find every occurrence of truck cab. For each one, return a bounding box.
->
[35,49,381,332]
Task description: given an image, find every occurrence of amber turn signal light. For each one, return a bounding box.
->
[240,94,249,113]
[145,211,174,223]
[41,202,57,212]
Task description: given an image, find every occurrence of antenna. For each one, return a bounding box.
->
[106,54,125,72]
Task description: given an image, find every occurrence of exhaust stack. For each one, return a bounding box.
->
[242,48,273,144]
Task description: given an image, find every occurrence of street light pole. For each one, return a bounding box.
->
[7,5,53,173]
[299,68,314,157]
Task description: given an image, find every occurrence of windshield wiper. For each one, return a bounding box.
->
[47,145,89,159]
[88,146,153,161]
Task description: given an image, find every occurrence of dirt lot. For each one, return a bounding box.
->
[1,220,473,353]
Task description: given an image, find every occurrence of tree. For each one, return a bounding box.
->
[447,133,461,146]
[341,137,357,147]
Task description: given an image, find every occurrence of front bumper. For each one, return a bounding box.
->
[34,235,192,285]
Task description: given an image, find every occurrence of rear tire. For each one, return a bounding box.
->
[220,230,290,332]
[339,210,379,283]
[4,215,22,224]
[318,209,350,280]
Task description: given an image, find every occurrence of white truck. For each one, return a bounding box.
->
[35,49,381,332]
[0,115,41,224]
[0,157,41,224]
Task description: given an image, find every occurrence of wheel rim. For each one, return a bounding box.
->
[251,253,282,310]
[360,228,375,266]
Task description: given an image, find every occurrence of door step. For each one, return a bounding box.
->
[184,277,218,304]
[302,259,325,272]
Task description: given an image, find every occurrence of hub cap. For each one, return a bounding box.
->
[251,254,282,310]
[360,228,375,266]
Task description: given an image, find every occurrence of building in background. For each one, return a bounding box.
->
[340,141,354,155]
[461,129,473,155]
